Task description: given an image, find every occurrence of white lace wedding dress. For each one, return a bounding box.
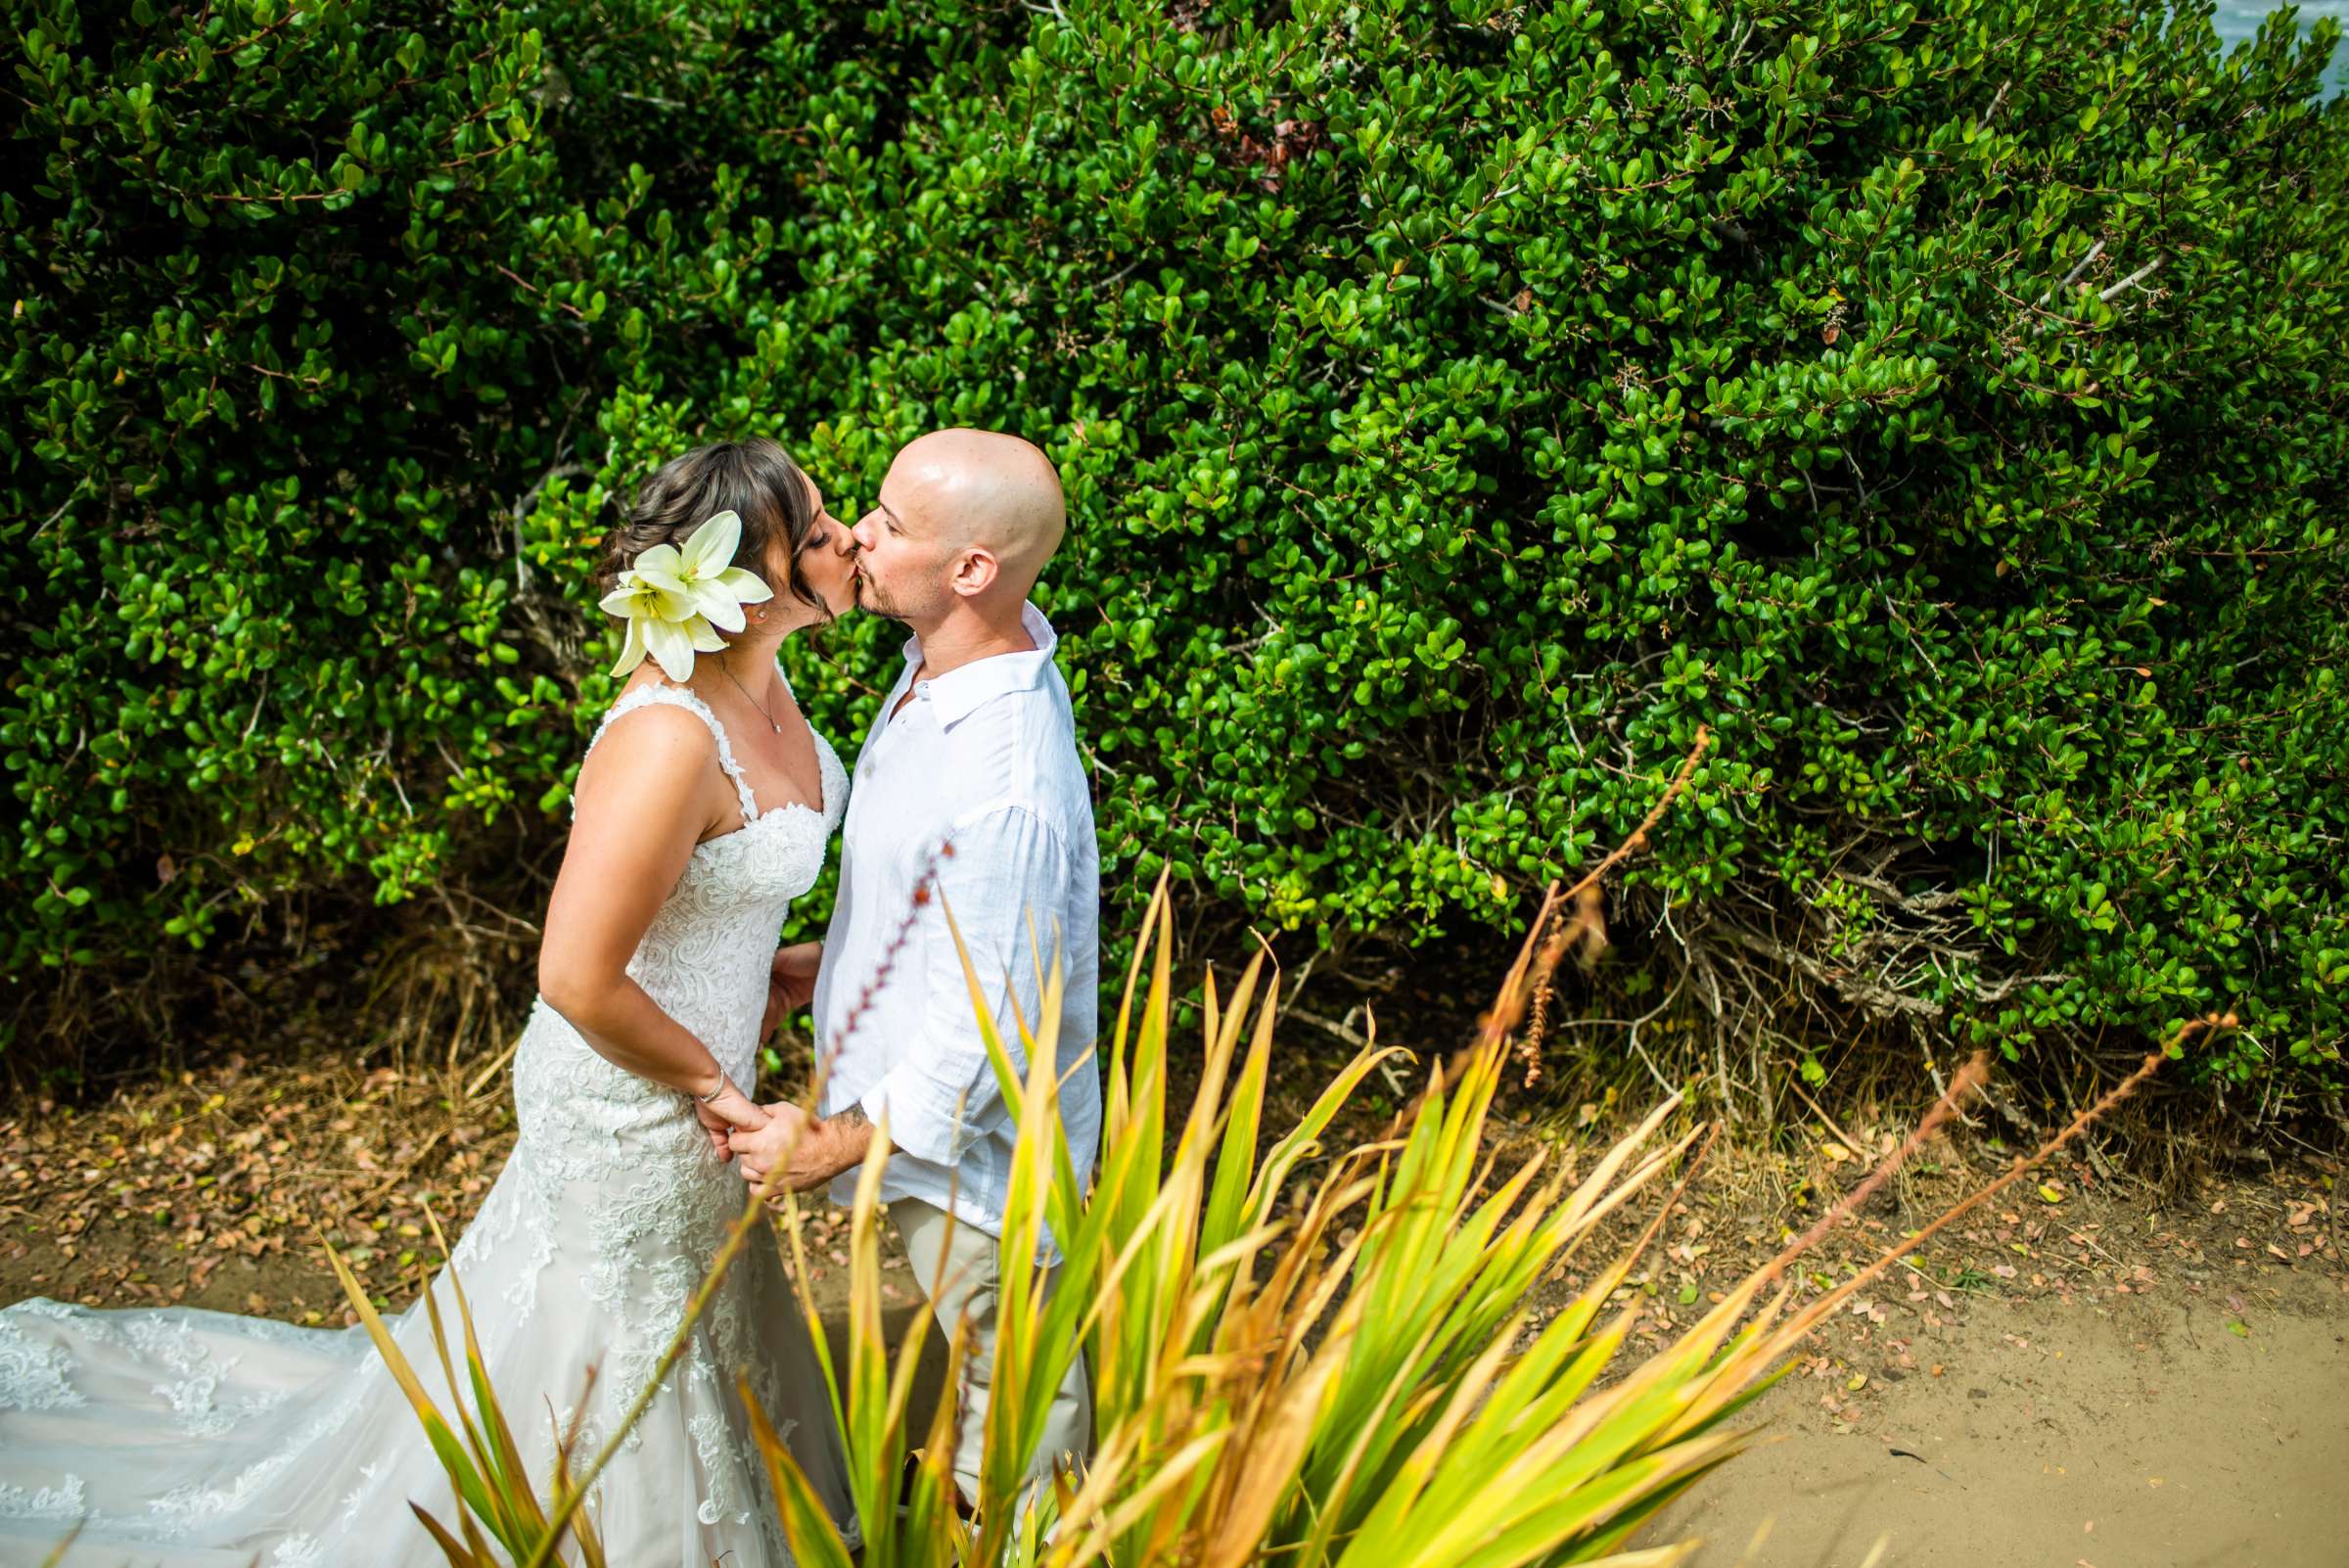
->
[0,683,856,1566]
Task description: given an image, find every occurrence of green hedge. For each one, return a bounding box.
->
[9,0,2346,1093]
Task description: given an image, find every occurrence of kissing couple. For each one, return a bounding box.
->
[0,431,1100,1566]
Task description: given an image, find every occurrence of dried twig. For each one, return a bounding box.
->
[2096,254,2164,301]
[2034,238,2104,306]
[1981,78,2010,124]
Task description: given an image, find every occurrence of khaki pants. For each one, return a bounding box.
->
[891,1196,1092,1505]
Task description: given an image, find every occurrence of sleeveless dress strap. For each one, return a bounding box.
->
[580,685,761,823]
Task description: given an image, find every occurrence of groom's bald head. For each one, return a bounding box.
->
[894,429,1066,594]
[851,430,1067,626]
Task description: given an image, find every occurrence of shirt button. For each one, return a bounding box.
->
[916,681,931,698]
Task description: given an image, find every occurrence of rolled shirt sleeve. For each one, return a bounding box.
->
[860,805,1076,1167]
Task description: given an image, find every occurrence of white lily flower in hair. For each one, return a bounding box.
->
[629,510,774,633]
[600,570,695,678]
[637,610,728,682]
[599,510,777,679]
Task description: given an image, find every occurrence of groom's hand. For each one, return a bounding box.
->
[761,942,824,1040]
[736,1102,874,1201]
[733,1101,814,1199]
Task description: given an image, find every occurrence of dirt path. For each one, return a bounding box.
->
[1654,1269,2349,1567]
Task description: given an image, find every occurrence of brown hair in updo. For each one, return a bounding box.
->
[597,438,829,624]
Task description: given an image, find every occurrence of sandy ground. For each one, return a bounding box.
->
[1652,1269,2349,1568]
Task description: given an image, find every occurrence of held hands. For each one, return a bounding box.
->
[733,1103,871,1207]
[733,1102,817,1203]
[692,1076,768,1162]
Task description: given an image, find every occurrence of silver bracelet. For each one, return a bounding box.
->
[690,1072,730,1105]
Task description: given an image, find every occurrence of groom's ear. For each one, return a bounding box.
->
[948,545,1000,598]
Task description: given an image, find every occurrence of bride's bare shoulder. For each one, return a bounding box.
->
[576,695,720,807]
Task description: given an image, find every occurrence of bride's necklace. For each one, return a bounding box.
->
[718,654,785,735]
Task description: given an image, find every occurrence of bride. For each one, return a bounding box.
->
[0,439,862,1565]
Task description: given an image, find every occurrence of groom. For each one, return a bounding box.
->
[728,428,1099,1504]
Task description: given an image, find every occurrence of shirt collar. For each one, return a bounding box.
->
[898,601,1059,729]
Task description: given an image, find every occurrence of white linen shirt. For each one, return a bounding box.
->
[811,602,1101,1246]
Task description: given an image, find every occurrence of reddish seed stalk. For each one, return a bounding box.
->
[1768,1027,2217,1353]
[1380,726,1715,1141]
[815,838,954,1096]
[1759,1051,1993,1287]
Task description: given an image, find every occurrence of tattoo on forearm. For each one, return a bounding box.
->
[831,1106,871,1132]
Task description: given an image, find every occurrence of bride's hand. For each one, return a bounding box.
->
[693,1077,767,1160]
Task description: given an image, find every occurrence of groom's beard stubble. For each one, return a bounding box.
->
[852,564,910,623]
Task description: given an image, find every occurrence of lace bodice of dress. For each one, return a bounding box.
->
[529,679,844,1094]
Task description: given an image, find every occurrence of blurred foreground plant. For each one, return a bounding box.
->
[337,869,2180,1566]
[323,1212,609,1567]
[754,873,1788,1568]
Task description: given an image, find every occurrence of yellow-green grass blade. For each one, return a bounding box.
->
[1019,1022,1095,1482]
[436,1216,558,1551]
[1419,1125,1705,1407]
[905,1320,972,1564]
[1102,870,1169,1136]
[1427,1297,1627,1478]
[745,1380,856,1568]
[1352,1060,1463,1333]
[1198,1332,1350,1568]
[544,1404,608,1568]
[1446,1429,1747,1568]
[1035,1412,1142,1568]
[1383,1153,1554,1368]
[1551,1096,1691,1236]
[1241,1039,1414,1225]
[1001,914,1087,1244]
[324,1236,499,1538]
[1198,974,1278,1263]
[977,961,1075,1556]
[1093,966,1204,1414]
[456,1509,498,1562]
[1079,1168,1189,1374]
[779,1189,852,1456]
[842,1111,900,1560]
[1243,1176,1380,1366]
[30,1525,82,1568]
[1346,1297,1641,1558]
[414,1268,514,1550]
[1339,1292,1533,1551]
[1429,1335,1735,1543]
[406,1500,484,1568]
[1557,1447,1746,1565]
[1065,1118,1170,1414]
[1062,1142,1242,1404]
[1292,1306,1438,1564]
[940,895,1084,1242]
[1050,1429,1232,1568]
[1454,1437,1739,1568]
[1312,1125,1700,1541]
[432,1267,536,1547]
